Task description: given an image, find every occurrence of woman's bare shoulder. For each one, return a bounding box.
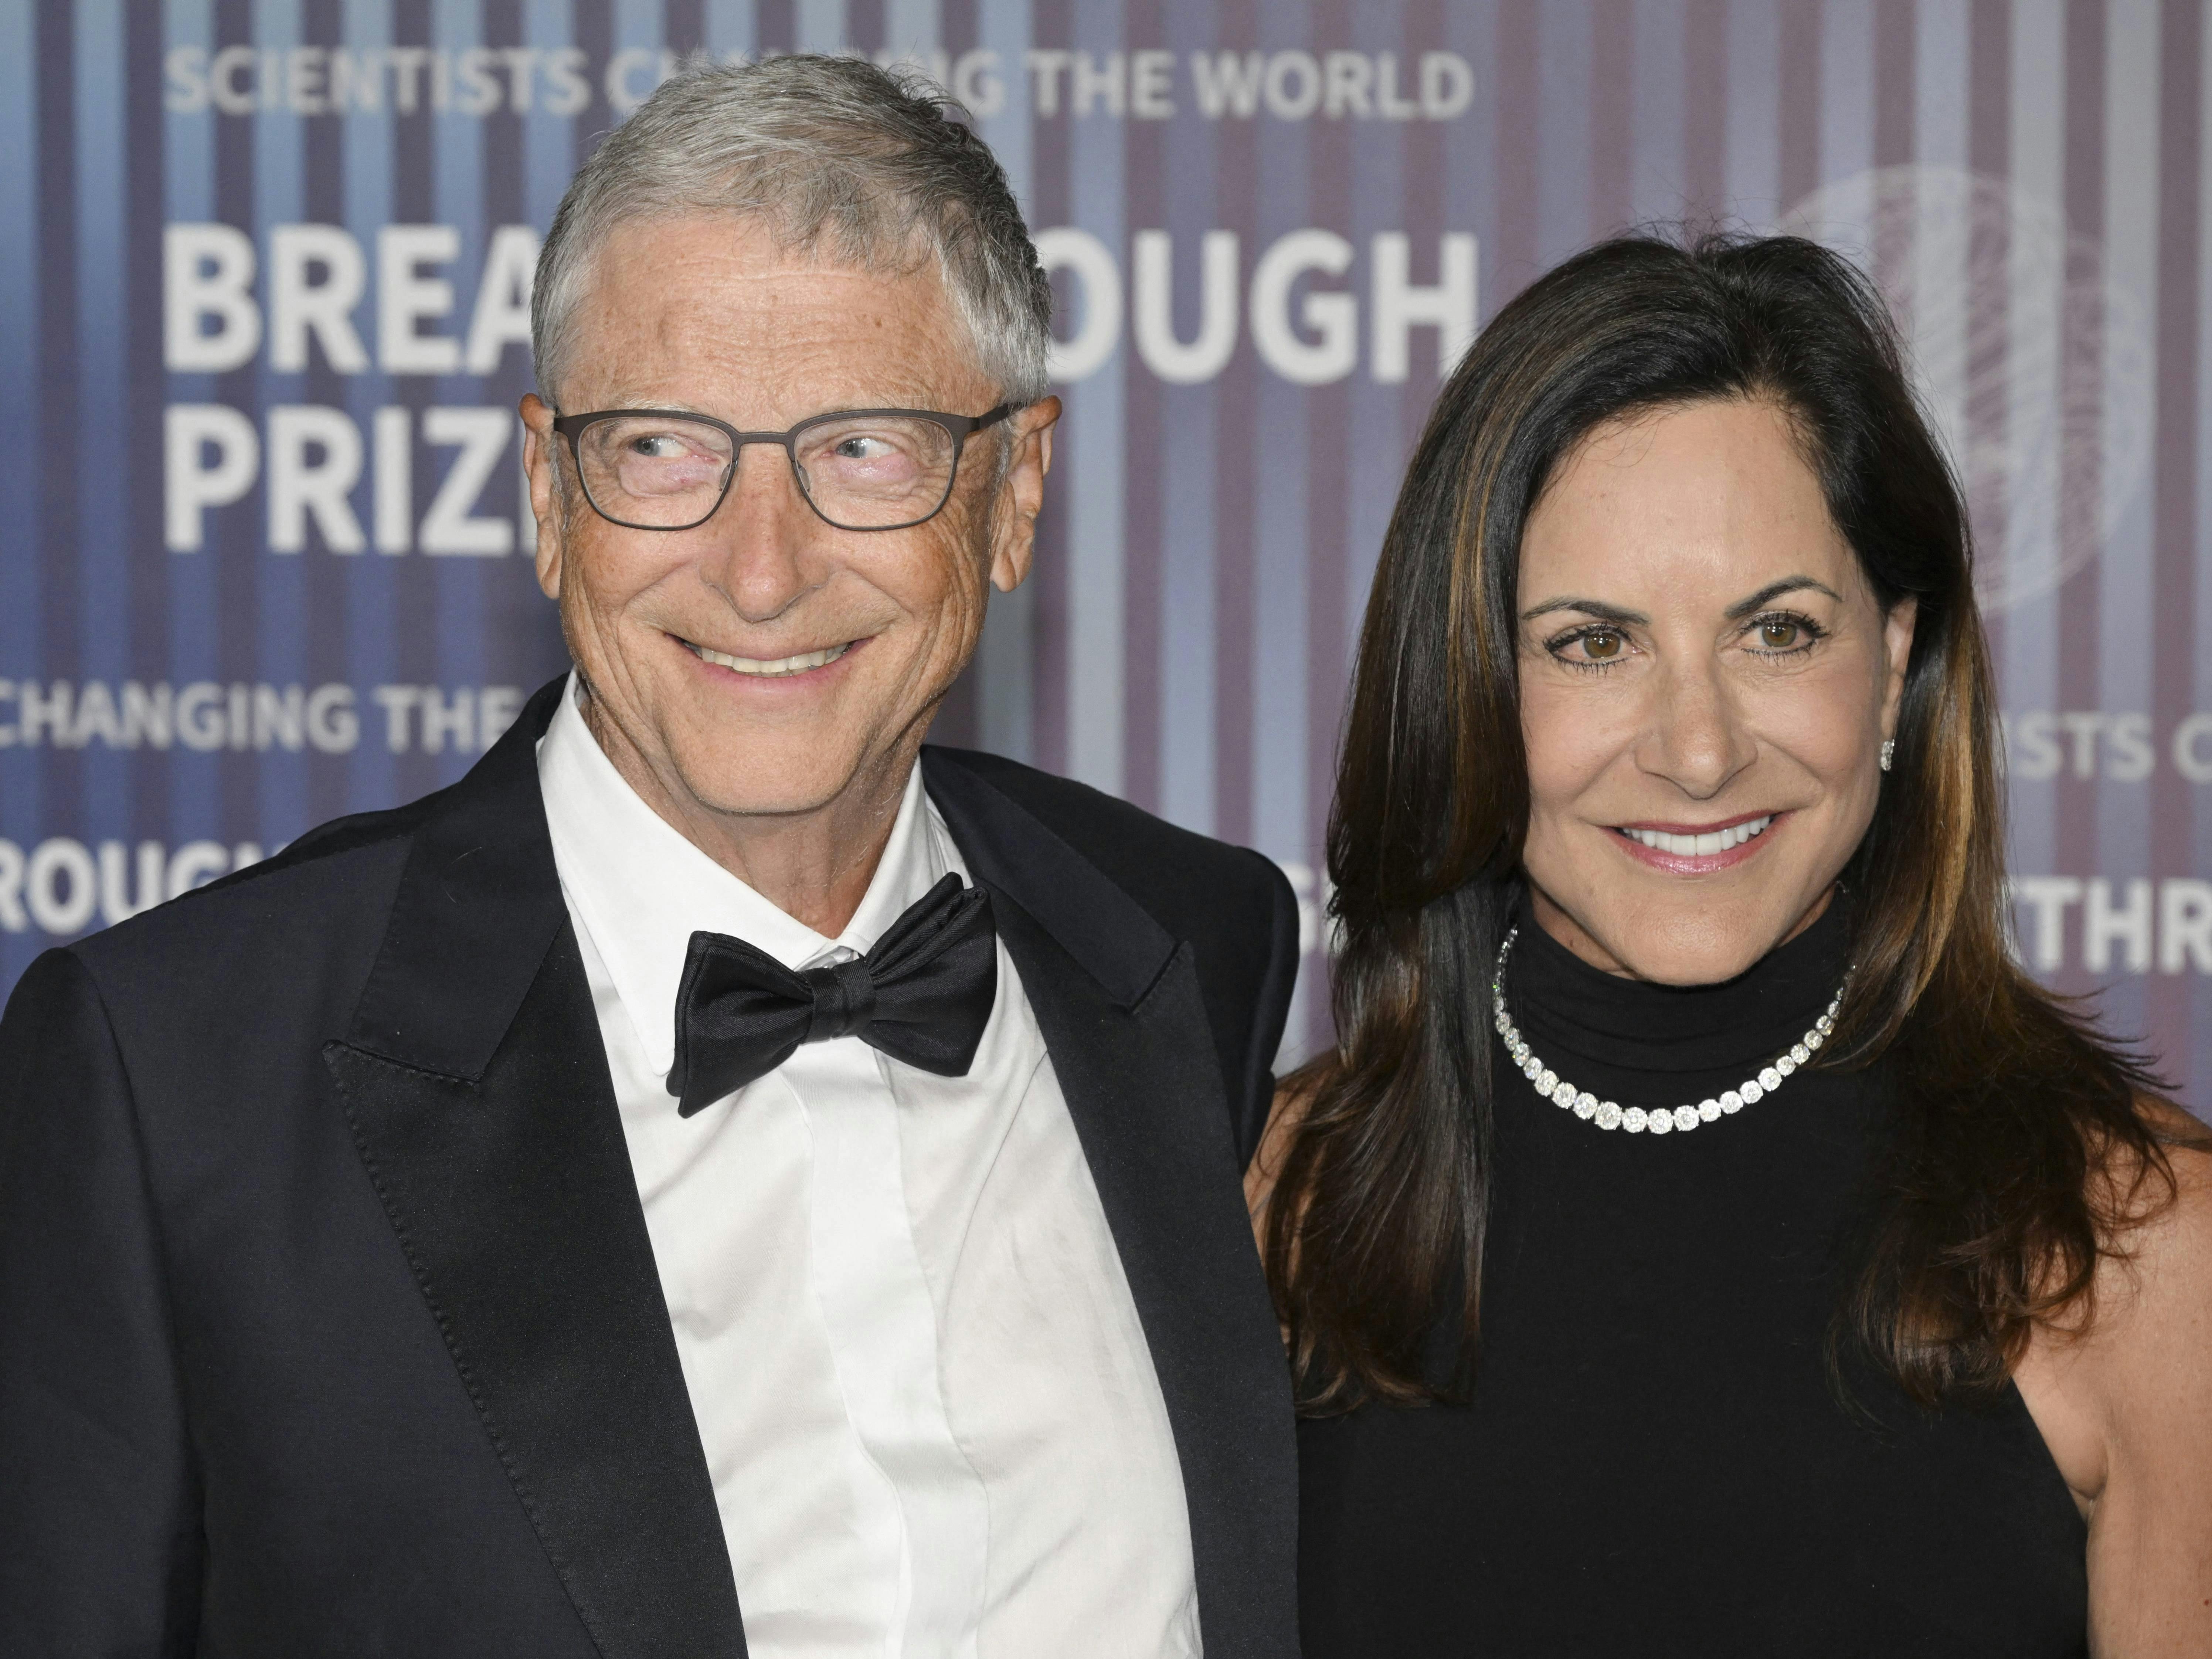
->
[2015,1099,2212,1652]
[2019,1099,2212,1421]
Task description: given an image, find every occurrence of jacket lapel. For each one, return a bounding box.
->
[324,678,748,1659]
[921,751,1301,1659]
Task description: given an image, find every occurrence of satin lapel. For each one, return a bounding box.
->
[327,678,747,1659]
[922,755,1301,1659]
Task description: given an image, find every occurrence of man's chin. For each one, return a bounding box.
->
[670,753,889,823]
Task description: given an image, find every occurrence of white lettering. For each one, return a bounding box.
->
[1036,227,1123,383]
[120,683,171,748]
[952,50,1003,117]
[165,404,261,551]
[1025,49,1071,117]
[285,45,327,114]
[2083,877,2153,974]
[26,840,97,936]
[1420,51,1474,119]
[2175,712,2212,783]
[2161,879,2212,974]
[373,683,421,751]
[0,840,22,931]
[269,224,370,373]
[306,683,358,752]
[543,47,590,116]
[377,224,461,374]
[1262,51,1322,120]
[1069,50,1125,118]
[251,684,305,750]
[267,406,367,553]
[1130,50,1174,119]
[175,682,226,751]
[2106,712,2155,782]
[1132,230,1239,385]
[99,841,167,926]
[463,225,538,374]
[163,45,210,115]
[2058,711,2105,780]
[419,407,515,555]
[209,45,259,114]
[1371,231,1478,382]
[16,682,71,748]
[374,405,412,553]
[455,46,502,116]
[1323,52,1373,119]
[1250,228,1356,385]
[164,224,261,372]
[328,47,380,113]
[2011,875,2083,971]
[603,46,669,113]
[2006,710,2062,781]
[421,686,474,753]
[71,683,120,749]
[1190,51,1264,119]
[1375,52,1420,120]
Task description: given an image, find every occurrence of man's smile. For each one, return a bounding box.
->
[677,635,862,678]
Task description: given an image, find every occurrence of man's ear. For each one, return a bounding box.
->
[988,396,1060,595]
[520,393,566,600]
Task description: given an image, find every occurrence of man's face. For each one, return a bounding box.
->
[521,213,1057,828]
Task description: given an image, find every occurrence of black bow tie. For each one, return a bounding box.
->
[666,873,999,1116]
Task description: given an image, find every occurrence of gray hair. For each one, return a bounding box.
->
[531,54,1051,409]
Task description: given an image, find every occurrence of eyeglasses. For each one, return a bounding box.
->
[549,404,1016,533]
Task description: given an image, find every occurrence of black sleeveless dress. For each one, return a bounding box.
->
[1297,901,2088,1657]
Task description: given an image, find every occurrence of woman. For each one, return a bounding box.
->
[1250,234,2212,1657]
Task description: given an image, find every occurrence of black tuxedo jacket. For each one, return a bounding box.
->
[0,679,1302,1659]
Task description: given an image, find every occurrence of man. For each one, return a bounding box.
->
[0,58,1299,1659]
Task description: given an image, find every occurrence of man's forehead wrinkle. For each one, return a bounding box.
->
[564,223,988,424]
[567,335,983,429]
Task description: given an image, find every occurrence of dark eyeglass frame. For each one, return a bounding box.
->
[549,403,1018,533]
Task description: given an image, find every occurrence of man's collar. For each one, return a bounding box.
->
[344,676,574,1082]
[345,675,1176,1085]
[537,672,955,1078]
[919,747,1178,1011]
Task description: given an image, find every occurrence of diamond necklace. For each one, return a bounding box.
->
[1488,926,1849,1136]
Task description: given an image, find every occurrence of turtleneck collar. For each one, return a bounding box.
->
[1502,890,1852,1079]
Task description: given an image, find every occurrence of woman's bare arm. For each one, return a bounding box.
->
[2013,1107,2212,1657]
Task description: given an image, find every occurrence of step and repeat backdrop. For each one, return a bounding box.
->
[1,0,2207,1107]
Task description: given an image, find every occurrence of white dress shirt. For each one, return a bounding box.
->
[536,678,1201,1659]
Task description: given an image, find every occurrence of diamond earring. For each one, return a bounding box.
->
[1880,737,1895,773]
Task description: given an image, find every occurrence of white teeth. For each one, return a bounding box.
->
[689,640,852,677]
[1621,815,1773,857]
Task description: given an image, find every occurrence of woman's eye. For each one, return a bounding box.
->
[1750,614,1824,654]
[1543,625,1631,669]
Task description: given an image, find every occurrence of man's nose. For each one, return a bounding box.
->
[1636,658,1757,798]
[701,443,823,624]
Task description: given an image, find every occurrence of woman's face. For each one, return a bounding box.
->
[1514,396,1916,984]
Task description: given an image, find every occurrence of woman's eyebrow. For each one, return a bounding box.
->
[1725,576,1841,619]
[1519,596,1649,625]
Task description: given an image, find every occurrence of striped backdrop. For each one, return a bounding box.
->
[0,0,2205,1109]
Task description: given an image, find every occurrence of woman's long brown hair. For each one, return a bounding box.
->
[1267,232,2195,1412]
